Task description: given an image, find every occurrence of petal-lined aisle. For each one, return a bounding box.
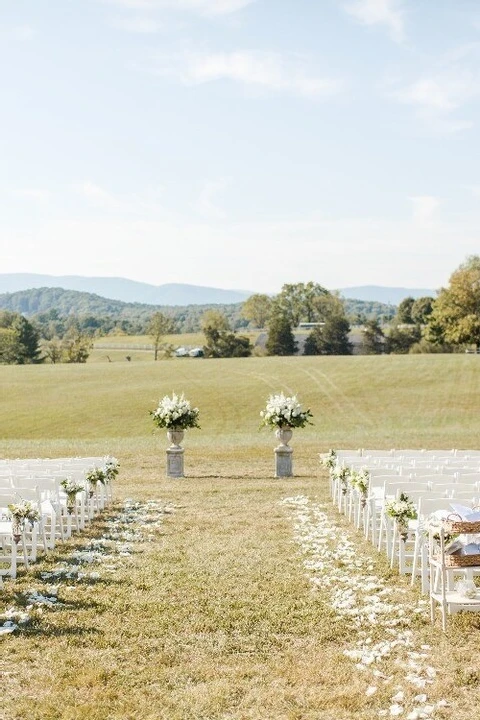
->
[282,495,450,720]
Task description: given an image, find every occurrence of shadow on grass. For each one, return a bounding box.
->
[21,621,103,639]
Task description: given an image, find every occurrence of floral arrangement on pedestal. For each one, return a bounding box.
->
[150,393,200,478]
[260,392,313,478]
[150,392,200,431]
[259,392,313,432]
[385,492,418,541]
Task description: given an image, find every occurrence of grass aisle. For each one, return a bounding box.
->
[0,458,352,720]
[2,454,480,719]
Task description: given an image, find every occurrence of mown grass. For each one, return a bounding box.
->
[1,355,480,719]
[90,332,262,363]
[2,354,480,448]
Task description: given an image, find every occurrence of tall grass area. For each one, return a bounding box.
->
[2,355,480,719]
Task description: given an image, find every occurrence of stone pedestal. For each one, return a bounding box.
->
[166,447,184,478]
[274,445,293,478]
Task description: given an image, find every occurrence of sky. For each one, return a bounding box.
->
[1,0,480,295]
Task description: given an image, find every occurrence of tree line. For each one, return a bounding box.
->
[1,255,479,363]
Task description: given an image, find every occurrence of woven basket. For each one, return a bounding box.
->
[443,514,480,534]
[440,553,480,568]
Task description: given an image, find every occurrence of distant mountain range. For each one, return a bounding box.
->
[0,273,436,306]
[338,285,436,304]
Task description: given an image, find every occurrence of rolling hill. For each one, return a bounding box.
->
[0,273,436,306]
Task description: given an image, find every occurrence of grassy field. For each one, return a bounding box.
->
[1,354,480,719]
[90,332,262,363]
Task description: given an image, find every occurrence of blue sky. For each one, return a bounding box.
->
[1,0,480,294]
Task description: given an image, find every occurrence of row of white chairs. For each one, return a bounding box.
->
[322,449,480,595]
[0,456,117,585]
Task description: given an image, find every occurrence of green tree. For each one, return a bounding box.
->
[397,296,415,324]
[266,313,297,356]
[41,337,63,364]
[275,282,330,327]
[148,311,175,361]
[411,296,434,325]
[0,327,21,364]
[0,311,42,364]
[361,319,385,355]
[204,331,252,358]
[201,310,231,357]
[240,294,272,328]
[13,315,42,363]
[426,256,480,348]
[61,326,93,363]
[385,325,421,354]
[303,315,352,355]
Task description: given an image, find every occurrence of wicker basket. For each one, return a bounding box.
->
[443,514,480,534]
[440,553,480,568]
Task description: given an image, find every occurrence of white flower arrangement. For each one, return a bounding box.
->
[332,466,350,495]
[150,392,200,430]
[60,479,85,495]
[86,467,107,486]
[385,492,417,540]
[105,457,120,482]
[385,493,417,522]
[350,469,370,507]
[8,500,41,527]
[259,392,313,430]
[320,449,337,470]
[60,478,85,513]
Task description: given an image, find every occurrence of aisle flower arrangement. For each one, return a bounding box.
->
[60,478,85,514]
[7,500,41,543]
[259,392,313,429]
[385,492,418,541]
[105,457,120,482]
[320,449,337,470]
[150,392,200,430]
[86,467,107,487]
[333,466,350,495]
[7,500,40,527]
[350,469,370,508]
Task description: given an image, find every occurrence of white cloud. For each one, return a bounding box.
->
[151,50,344,98]
[342,0,405,43]
[389,66,480,133]
[111,16,163,32]
[411,196,440,227]
[393,69,478,112]
[102,0,256,16]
